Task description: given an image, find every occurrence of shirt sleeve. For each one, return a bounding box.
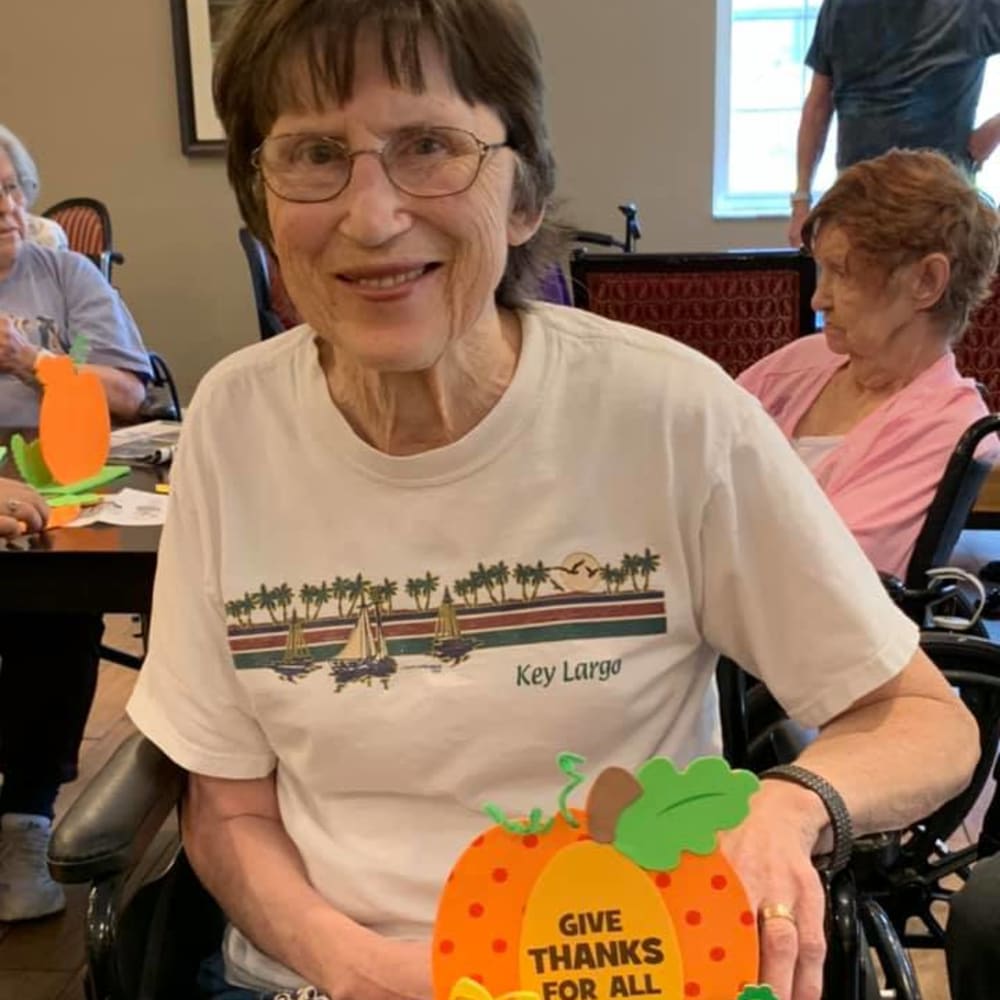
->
[696,392,918,729]
[58,252,152,379]
[127,385,278,778]
[804,0,833,75]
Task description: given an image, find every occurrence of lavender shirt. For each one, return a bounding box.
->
[0,242,151,425]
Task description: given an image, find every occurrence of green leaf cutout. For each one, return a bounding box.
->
[613,756,759,871]
[68,333,91,366]
[10,434,55,489]
[737,987,779,1000]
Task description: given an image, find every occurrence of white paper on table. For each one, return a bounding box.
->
[108,420,182,462]
[67,487,169,527]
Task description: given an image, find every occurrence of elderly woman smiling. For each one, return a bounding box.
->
[739,149,1000,579]
[127,4,978,1000]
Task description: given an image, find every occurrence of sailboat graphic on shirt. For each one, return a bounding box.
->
[328,597,398,692]
[432,588,479,665]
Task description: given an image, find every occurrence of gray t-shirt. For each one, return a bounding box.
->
[806,0,1000,169]
[0,242,151,425]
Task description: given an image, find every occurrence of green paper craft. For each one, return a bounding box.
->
[0,445,6,464]
[738,988,779,1000]
[11,433,127,496]
[11,434,52,487]
[38,465,129,496]
[47,493,102,508]
[68,332,91,366]
[614,755,759,870]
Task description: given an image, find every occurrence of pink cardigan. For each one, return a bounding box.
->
[737,334,989,578]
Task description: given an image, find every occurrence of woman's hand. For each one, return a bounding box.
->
[329,937,431,1000]
[0,478,49,537]
[718,781,829,1000]
[0,315,40,382]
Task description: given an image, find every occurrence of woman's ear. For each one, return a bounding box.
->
[507,206,544,248]
[911,252,951,313]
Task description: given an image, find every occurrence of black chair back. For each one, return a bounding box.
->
[903,413,1000,590]
[237,227,286,341]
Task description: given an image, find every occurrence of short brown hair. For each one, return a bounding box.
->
[213,0,566,309]
[802,149,1000,339]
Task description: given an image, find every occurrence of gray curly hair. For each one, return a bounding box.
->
[0,125,40,208]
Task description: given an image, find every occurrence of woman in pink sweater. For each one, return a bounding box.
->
[739,149,1000,579]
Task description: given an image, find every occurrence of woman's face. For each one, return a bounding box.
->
[0,150,27,274]
[811,224,923,360]
[264,35,540,373]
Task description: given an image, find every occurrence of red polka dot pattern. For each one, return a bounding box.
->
[711,875,728,890]
[469,903,484,918]
[710,947,726,962]
[685,910,703,925]
[685,983,701,997]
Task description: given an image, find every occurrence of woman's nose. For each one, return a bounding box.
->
[335,154,412,247]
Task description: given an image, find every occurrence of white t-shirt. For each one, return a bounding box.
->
[128,303,917,991]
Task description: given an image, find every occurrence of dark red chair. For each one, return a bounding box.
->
[569,249,817,377]
[954,272,1000,410]
[41,196,124,282]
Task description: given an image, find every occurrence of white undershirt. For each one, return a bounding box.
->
[792,434,844,473]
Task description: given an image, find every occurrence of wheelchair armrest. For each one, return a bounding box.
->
[49,731,185,884]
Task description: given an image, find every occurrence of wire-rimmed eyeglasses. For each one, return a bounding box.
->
[0,180,25,204]
[252,125,511,203]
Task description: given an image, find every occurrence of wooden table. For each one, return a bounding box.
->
[0,437,164,615]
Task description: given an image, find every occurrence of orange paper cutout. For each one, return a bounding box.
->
[36,354,111,485]
[433,759,761,1000]
[45,505,82,529]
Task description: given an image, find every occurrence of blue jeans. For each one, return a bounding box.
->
[197,952,329,1000]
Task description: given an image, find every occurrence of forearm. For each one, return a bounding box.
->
[796,690,977,839]
[183,805,426,1000]
[794,102,832,193]
[185,809,364,993]
[85,364,145,421]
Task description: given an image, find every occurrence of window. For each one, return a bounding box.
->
[714,0,1000,219]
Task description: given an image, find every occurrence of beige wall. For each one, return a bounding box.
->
[3,0,786,402]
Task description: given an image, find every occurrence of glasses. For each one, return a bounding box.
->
[253,126,510,203]
[0,180,25,203]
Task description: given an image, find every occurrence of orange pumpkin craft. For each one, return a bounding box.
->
[433,754,777,1000]
[35,347,111,485]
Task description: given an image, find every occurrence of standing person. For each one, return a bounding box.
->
[0,124,152,922]
[127,2,978,998]
[788,0,1000,246]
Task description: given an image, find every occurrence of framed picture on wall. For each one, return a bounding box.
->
[169,0,240,155]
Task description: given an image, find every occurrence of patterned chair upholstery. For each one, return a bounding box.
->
[569,250,817,377]
[954,272,1000,409]
[41,196,123,282]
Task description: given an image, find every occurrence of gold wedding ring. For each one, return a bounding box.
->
[759,902,797,926]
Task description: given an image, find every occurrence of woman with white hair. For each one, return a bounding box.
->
[0,125,67,251]
[0,123,152,922]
